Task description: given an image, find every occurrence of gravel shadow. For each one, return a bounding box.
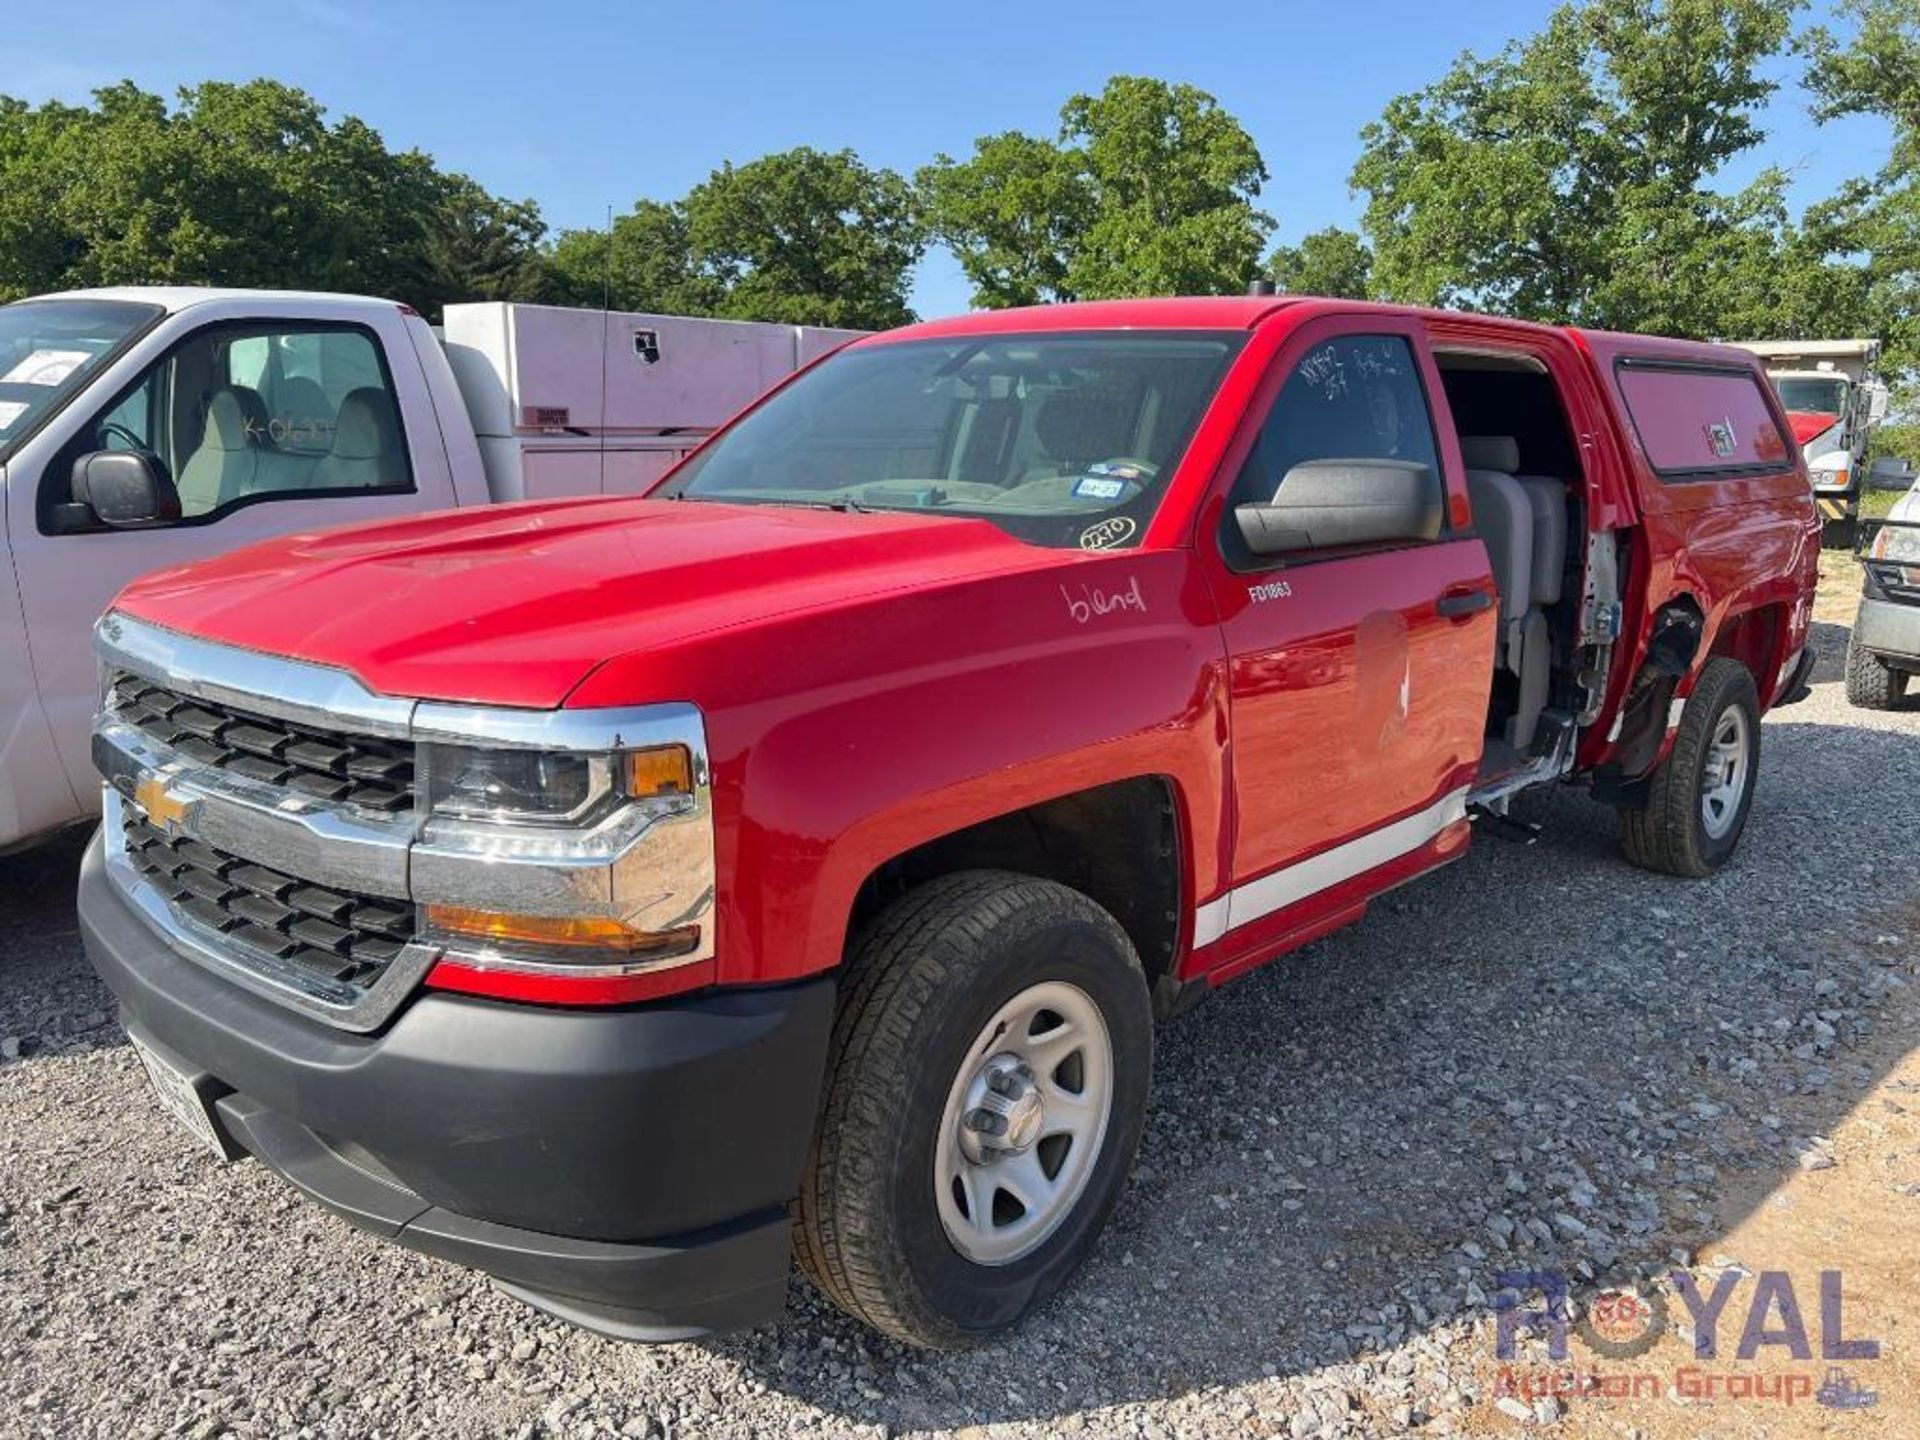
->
[0,825,121,1066]
[703,712,1920,1430]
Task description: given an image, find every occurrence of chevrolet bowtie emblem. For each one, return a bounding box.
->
[133,774,194,834]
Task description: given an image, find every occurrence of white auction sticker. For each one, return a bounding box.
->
[2,347,91,387]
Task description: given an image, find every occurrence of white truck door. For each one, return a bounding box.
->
[4,300,462,828]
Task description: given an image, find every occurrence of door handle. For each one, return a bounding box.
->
[1436,587,1494,619]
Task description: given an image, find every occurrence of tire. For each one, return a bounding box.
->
[794,870,1153,1348]
[1620,658,1761,877]
[1845,633,1908,710]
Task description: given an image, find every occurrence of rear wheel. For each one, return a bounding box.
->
[795,870,1153,1348]
[1620,658,1760,877]
[1845,633,1909,710]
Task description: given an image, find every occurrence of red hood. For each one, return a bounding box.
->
[1787,410,1840,446]
[113,497,1061,707]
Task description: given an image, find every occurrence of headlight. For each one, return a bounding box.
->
[1809,456,1851,490]
[410,727,714,991]
[1870,524,1920,565]
[421,744,616,825]
[421,742,694,825]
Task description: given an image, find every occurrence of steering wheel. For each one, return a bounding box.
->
[99,421,146,451]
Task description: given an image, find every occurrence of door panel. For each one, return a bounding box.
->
[6,310,455,816]
[1199,318,1494,957]
[1217,540,1494,888]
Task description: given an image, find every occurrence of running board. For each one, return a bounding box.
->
[1467,726,1577,813]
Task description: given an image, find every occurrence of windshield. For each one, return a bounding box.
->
[664,332,1245,549]
[0,298,162,461]
[1774,375,1849,415]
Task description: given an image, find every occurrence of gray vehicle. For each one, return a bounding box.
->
[1847,458,1920,709]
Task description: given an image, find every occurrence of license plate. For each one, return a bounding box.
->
[131,1035,232,1161]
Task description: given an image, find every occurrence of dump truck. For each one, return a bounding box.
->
[1731,338,1890,529]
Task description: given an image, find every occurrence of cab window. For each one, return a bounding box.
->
[1614,360,1791,480]
[41,321,413,532]
[1225,334,1441,557]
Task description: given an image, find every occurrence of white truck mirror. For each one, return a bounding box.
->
[1864,382,1890,425]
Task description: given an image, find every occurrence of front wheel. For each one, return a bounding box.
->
[1620,657,1761,877]
[1845,633,1909,710]
[794,870,1153,1348]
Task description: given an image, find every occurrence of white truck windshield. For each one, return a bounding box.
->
[1774,375,1849,415]
[665,332,1244,549]
[0,298,163,460]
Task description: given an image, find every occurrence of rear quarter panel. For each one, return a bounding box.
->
[1576,332,1819,767]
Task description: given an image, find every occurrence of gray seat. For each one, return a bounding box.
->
[1515,475,1568,606]
[1461,435,1554,751]
[311,387,401,492]
[1021,392,1134,480]
[1461,436,1532,652]
[274,376,333,450]
[251,376,331,496]
[176,388,262,515]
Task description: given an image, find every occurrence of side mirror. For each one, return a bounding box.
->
[69,450,181,528]
[1235,458,1444,556]
[1863,383,1890,426]
[1867,456,1916,493]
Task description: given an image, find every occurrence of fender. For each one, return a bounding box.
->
[567,547,1232,987]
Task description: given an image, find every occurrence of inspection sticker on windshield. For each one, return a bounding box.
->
[2,347,91,387]
[1073,476,1127,500]
[1078,516,1137,550]
[0,400,26,431]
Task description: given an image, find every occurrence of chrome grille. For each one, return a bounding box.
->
[121,811,417,990]
[108,671,415,813]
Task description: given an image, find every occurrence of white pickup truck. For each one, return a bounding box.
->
[0,287,859,852]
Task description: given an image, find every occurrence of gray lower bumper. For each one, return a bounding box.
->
[1855,595,1920,665]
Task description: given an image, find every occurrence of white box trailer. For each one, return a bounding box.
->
[441,303,864,502]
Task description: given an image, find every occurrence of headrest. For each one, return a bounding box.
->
[330,387,399,461]
[202,389,255,451]
[276,376,330,422]
[275,377,334,453]
[1461,435,1520,472]
[1036,391,1131,465]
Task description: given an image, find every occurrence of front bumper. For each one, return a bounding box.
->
[1854,593,1920,666]
[79,834,835,1339]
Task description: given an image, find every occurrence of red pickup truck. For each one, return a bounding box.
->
[78,297,1817,1348]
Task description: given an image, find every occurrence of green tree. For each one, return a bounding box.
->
[916,132,1087,306]
[1061,77,1272,300]
[0,80,548,316]
[413,176,550,314]
[1801,0,1920,380]
[543,200,722,315]
[920,76,1271,307]
[1267,226,1374,299]
[682,147,922,328]
[1347,0,1858,337]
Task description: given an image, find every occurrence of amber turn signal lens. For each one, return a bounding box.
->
[423,905,695,957]
[624,744,694,798]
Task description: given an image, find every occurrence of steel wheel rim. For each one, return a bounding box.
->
[934,980,1114,1266]
[1700,705,1751,840]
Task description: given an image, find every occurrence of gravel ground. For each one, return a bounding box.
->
[3,586,1917,1440]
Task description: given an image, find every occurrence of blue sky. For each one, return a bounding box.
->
[7,0,1889,317]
